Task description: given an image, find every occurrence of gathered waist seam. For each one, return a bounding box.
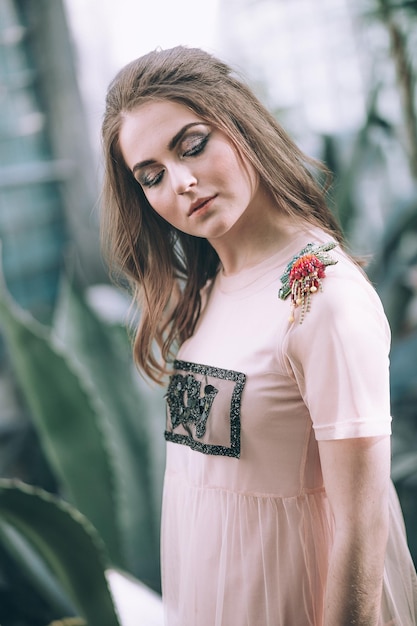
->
[164,473,326,500]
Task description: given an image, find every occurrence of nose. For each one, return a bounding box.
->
[170,164,197,195]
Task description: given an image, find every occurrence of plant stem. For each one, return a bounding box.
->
[379,0,417,179]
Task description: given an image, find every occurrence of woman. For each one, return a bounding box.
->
[101,46,417,625]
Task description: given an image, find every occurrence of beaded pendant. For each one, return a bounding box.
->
[278,242,338,323]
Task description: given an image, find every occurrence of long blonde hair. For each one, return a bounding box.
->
[101,46,344,382]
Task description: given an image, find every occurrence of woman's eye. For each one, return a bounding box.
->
[140,170,164,188]
[182,133,209,158]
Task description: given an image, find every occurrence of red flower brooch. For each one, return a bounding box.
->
[278,242,337,323]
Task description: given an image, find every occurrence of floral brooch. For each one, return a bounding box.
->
[278,242,338,323]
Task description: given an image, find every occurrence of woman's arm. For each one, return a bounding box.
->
[318,435,391,626]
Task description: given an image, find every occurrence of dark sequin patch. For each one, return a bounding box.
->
[165,360,246,458]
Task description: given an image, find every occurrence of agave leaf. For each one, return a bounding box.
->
[0,480,121,626]
[0,268,122,566]
[53,279,161,586]
[0,518,75,616]
[49,617,88,626]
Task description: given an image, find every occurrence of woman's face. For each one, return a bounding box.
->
[119,100,262,243]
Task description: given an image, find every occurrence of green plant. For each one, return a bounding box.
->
[369,198,417,564]
[324,0,417,563]
[0,263,164,623]
[0,480,119,626]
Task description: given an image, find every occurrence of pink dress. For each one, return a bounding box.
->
[161,230,417,625]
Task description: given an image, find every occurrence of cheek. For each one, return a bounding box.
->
[145,190,182,227]
[216,146,256,189]
[208,159,240,190]
[229,163,258,198]
[144,189,170,216]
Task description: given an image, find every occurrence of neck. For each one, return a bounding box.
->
[209,199,298,276]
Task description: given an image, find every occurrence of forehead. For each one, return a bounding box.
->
[119,100,203,167]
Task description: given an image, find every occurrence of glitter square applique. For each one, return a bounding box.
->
[165,360,246,458]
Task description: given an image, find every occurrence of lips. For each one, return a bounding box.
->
[188,195,217,216]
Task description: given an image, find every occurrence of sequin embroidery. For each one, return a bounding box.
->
[165,360,246,458]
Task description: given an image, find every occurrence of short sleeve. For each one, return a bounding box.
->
[282,256,392,440]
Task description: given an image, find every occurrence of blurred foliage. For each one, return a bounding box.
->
[326,0,417,563]
[0,272,164,624]
[0,480,119,626]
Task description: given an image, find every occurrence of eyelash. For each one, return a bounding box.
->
[141,171,163,189]
[140,133,210,189]
[183,133,209,158]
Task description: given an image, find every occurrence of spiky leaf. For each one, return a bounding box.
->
[53,279,161,586]
[0,270,122,566]
[0,480,120,626]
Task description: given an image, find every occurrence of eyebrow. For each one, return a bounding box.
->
[132,122,205,175]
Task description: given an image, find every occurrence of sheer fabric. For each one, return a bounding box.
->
[161,231,417,625]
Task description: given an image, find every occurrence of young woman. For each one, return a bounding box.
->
[101,46,417,626]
